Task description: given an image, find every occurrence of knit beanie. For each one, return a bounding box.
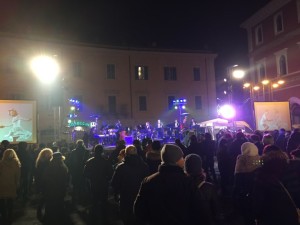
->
[161,144,183,165]
[184,154,202,176]
[241,142,258,156]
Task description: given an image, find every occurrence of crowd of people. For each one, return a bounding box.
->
[0,127,300,225]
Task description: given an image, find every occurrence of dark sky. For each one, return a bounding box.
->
[1,0,270,76]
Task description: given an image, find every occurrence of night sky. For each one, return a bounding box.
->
[1,0,270,78]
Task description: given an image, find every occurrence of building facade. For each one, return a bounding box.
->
[0,33,217,143]
[241,0,300,125]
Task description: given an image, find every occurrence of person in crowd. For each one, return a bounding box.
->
[110,140,126,166]
[83,144,113,224]
[175,138,187,155]
[286,129,300,156]
[217,132,233,196]
[233,142,261,225]
[68,139,90,205]
[134,144,193,225]
[145,140,162,174]
[282,148,300,208]
[252,145,299,225]
[0,140,10,159]
[16,141,32,201]
[186,134,202,157]
[111,145,149,225]
[35,148,53,222]
[0,149,21,225]
[262,133,274,149]
[250,134,264,155]
[275,128,286,151]
[227,132,248,188]
[201,132,217,182]
[133,139,145,160]
[184,154,222,225]
[43,152,68,225]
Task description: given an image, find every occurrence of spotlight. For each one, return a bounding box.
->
[219,104,236,119]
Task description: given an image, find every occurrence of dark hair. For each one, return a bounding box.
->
[204,132,212,141]
[250,134,260,142]
[94,144,104,157]
[151,141,161,151]
[263,144,281,154]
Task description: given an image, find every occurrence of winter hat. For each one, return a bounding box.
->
[184,154,202,176]
[52,152,65,160]
[241,142,258,156]
[161,144,183,165]
[125,145,137,155]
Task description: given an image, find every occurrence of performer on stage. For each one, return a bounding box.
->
[157,119,163,139]
[145,122,152,139]
[190,118,197,129]
[181,115,189,131]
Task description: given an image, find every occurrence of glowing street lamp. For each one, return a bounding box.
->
[30,55,60,84]
[30,54,61,141]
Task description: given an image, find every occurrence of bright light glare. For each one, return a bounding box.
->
[253,86,260,91]
[243,83,251,88]
[277,80,285,85]
[232,69,245,79]
[30,55,59,84]
[272,83,279,88]
[261,80,270,85]
[219,105,236,119]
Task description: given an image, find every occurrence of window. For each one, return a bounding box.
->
[73,62,82,77]
[256,59,266,81]
[274,12,283,34]
[195,96,202,110]
[168,96,175,110]
[139,96,147,111]
[135,66,148,80]
[279,55,287,75]
[108,96,116,113]
[274,48,288,76]
[255,25,263,45]
[193,67,201,81]
[164,66,177,80]
[107,64,115,80]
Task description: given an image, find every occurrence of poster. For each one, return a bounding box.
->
[254,101,291,131]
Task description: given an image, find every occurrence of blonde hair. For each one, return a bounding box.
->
[2,148,21,167]
[36,148,53,168]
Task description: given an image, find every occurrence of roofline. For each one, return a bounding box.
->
[241,0,292,29]
[0,31,216,56]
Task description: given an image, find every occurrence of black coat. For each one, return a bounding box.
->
[111,155,149,216]
[253,168,299,225]
[83,155,113,201]
[134,164,194,225]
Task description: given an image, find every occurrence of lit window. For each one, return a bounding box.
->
[135,66,148,80]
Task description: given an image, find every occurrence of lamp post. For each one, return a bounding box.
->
[227,65,245,104]
[30,55,61,141]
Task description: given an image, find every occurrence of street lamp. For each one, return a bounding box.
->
[30,55,61,142]
[227,65,246,104]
